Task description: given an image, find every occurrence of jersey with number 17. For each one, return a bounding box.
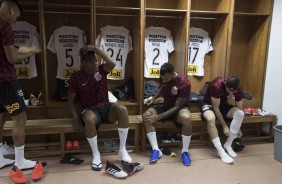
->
[47,26,87,80]
[144,26,174,78]
[96,25,133,80]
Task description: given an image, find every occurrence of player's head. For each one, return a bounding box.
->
[226,75,240,94]
[80,46,98,73]
[0,0,22,24]
[160,63,174,84]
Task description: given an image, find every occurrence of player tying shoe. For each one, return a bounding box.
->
[201,76,245,164]
[143,63,192,166]
[68,45,137,179]
[0,0,43,183]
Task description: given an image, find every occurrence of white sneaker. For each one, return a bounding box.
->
[105,161,128,179]
[0,158,14,169]
[0,142,15,155]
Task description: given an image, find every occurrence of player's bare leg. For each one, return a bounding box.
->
[224,107,244,158]
[83,110,102,171]
[203,110,233,164]
[108,104,132,163]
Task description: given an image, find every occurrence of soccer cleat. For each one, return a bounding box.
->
[72,140,80,150]
[66,141,73,150]
[31,162,43,181]
[105,161,128,179]
[232,138,245,152]
[243,108,252,115]
[0,158,14,169]
[9,166,27,184]
[181,152,192,166]
[121,161,144,176]
[149,149,162,164]
[0,142,15,155]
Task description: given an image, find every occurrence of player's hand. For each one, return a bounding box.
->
[222,125,230,137]
[18,46,33,54]
[238,130,243,138]
[30,47,42,54]
[144,114,160,124]
[73,118,83,131]
[144,97,154,106]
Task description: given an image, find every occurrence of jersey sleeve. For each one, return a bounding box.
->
[95,34,105,50]
[167,33,174,53]
[32,29,41,49]
[128,35,133,53]
[68,73,79,93]
[235,88,243,101]
[99,64,110,75]
[206,37,213,54]
[178,80,191,99]
[209,84,221,99]
[47,33,56,53]
[1,23,14,46]
[82,31,87,45]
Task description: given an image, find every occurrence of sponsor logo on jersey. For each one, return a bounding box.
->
[108,70,123,79]
[16,68,29,78]
[6,103,20,114]
[63,69,79,79]
[149,68,160,77]
[187,65,198,74]
[171,86,178,95]
[94,72,102,81]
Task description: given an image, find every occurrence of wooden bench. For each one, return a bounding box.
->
[3,116,142,157]
[141,112,277,151]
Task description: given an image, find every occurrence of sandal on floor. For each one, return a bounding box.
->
[92,163,102,171]
[60,155,84,165]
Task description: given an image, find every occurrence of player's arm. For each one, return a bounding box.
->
[145,86,163,105]
[235,100,243,110]
[91,45,116,72]
[211,97,228,128]
[158,97,186,120]
[68,91,78,122]
[3,45,39,64]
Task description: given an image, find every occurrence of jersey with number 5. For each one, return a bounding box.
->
[144,26,174,78]
[11,21,40,79]
[96,25,133,80]
[188,27,213,77]
[47,26,87,80]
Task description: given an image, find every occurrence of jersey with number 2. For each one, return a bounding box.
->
[96,25,133,80]
[47,26,87,80]
[188,27,213,77]
[144,26,174,78]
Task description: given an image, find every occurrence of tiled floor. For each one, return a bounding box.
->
[0,143,281,184]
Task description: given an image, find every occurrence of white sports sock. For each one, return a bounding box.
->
[147,132,159,150]
[182,135,191,153]
[118,128,132,163]
[0,151,4,161]
[212,137,233,164]
[15,145,36,169]
[87,136,101,166]
[224,134,238,157]
[0,142,3,147]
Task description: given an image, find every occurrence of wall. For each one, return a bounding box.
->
[263,0,282,125]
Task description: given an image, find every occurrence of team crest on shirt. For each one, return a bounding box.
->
[94,72,102,81]
[171,86,178,95]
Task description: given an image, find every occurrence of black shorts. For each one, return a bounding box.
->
[0,80,27,116]
[201,103,235,121]
[152,104,188,129]
[80,103,113,129]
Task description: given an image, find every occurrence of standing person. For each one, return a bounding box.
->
[68,45,138,179]
[143,63,193,166]
[201,76,245,164]
[0,0,43,183]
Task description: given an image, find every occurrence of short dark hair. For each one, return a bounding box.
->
[79,46,97,62]
[160,63,174,75]
[5,0,23,13]
[226,75,240,90]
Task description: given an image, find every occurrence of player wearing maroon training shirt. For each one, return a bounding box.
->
[68,45,133,172]
[143,63,192,166]
[201,76,244,164]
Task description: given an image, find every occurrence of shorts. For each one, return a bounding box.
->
[201,103,235,121]
[0,80,27,116]
[80,103,113,129]
[152,104,188,129]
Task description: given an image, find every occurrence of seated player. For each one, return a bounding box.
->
[201,76,245,164]
[143,63,192,166]
[68,45,134,178]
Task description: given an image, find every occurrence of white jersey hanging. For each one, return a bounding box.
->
[188,27,213,77]
[47,26,87,80]
[144,26,174,78]
[11,21,40,79]
[96,25,133,80]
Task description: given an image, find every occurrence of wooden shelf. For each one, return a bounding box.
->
[96,6,140,15]
[190,10,229,18]
[234,12,270,17]
[146,8,187,16]
[26,105,45,109]
[43,3,91,13]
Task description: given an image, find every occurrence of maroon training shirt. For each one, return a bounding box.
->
[0,18,16,83]
[68,64,110,110]
[203,77,243,105]
[160,74,191,108]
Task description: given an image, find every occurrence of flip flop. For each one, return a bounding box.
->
[60,155,84,165]
[92,163,102,171]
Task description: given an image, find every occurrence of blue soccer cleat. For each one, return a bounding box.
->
[181,152,192,166]
[150,149,162,164]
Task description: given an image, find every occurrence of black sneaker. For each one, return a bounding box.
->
[105,161,128,179]
[121,161,144,176]
[232,138,245,152]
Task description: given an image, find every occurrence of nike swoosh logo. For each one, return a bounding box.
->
[82,83,88,86]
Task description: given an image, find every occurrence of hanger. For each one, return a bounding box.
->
[65,13,74,26]
[110,16,122,26]
[191,18,199,28]
[154,17,160,27]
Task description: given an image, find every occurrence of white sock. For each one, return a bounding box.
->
[0,142,3,147]
[15,145,36,169]
[147,132,160,150]
[0,151,4,161]
[224,133,238,158]
[182,135,191,153]
[87,136,101,167]
[212,137,233,164]
[118,128,132,163]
